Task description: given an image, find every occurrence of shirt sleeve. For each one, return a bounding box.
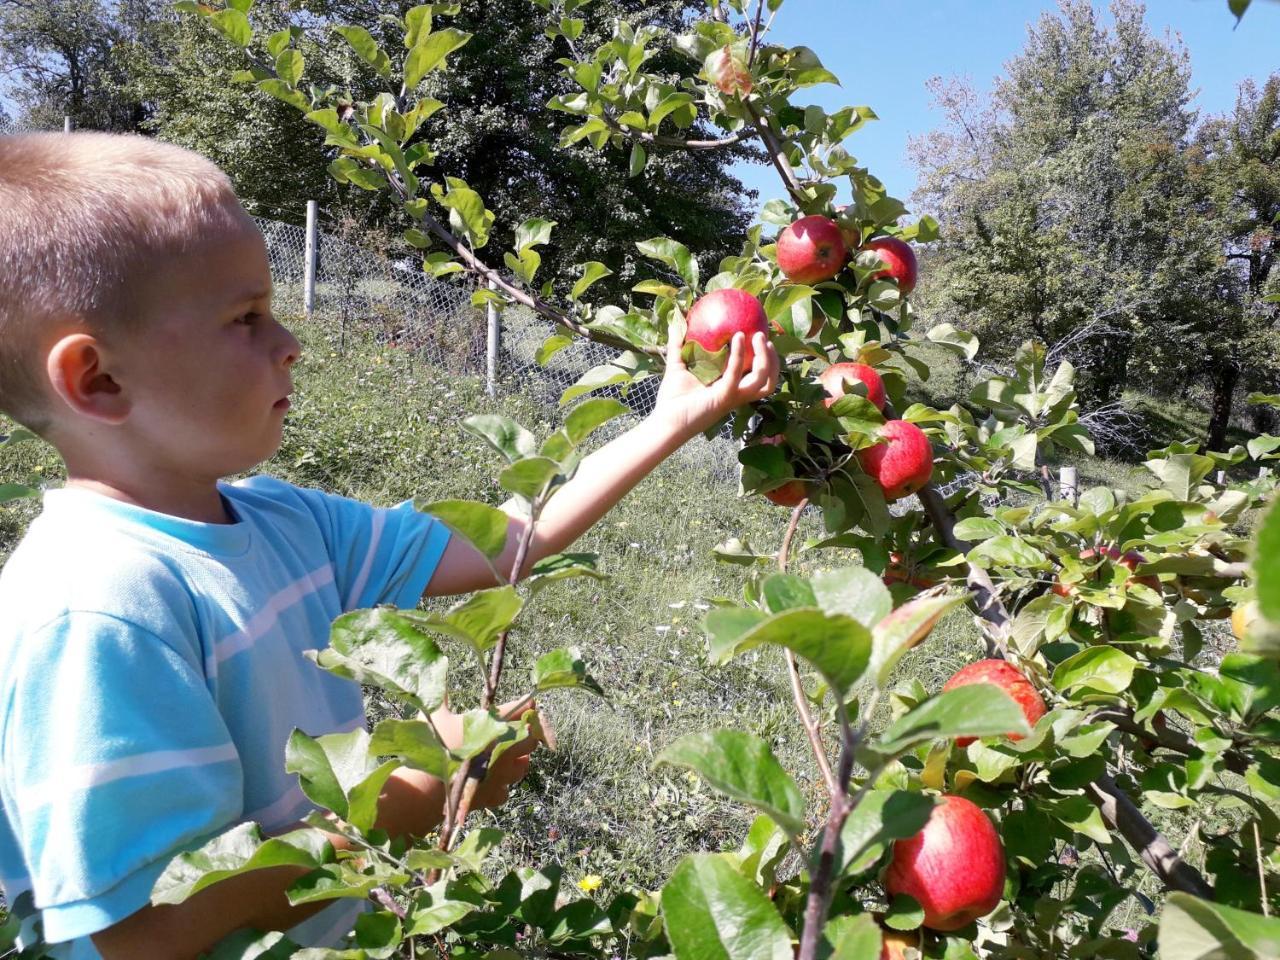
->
[0,612,244,944]
[287,484,452,611]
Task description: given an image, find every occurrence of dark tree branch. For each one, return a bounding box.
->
[1085,775,1214,898]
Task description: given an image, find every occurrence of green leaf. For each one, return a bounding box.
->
[151,822,330,906]
[661,854,793,960]
[288,861,396,906]
[811,567,891,628]
[462,414,536,462]
[257,78,309,111]
[536,334,573,366]
[629,142,647,178]
[884,894,925,931]
[637,236,699,289]
[952,517,1005,541]
[525,552,605,593]
[499,456,562,500]
[333,26,391,77]
[444,585,523,652]
[312,608,448,712]
[760,573,816,613]
[655,731,806,839]
[877,685,1030,754]
[284,729,397,833]
[1052,647,1138,695]
[968,536,1049,569]
[705,608,872,694]
[1158,891,1280,958]
[869,592,967,686]
[274,48,304,86]
[533,646,605,697]
[926,322,979,360]
[515,217,556,252]
[209,8,251,47]
[572,261,614,301]
[417,499,510,560]
[823,914,884,960]
[405,899,478,936]
[432,176,494,247]
[1254,497,1280,627]
[369,718,451,780]
[564,397,629,445]
[405,27,471,87]
[835,789,937,875]
[453,709,522,761]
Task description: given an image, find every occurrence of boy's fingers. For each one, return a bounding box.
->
[723,332,746,385]
[666,323,686,368]
[738,333,777,396]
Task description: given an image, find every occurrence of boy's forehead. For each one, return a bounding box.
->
[145,214,273,310]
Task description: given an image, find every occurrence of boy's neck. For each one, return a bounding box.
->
[63,475,234,525]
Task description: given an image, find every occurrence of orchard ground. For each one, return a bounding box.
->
[0,315,1253,936]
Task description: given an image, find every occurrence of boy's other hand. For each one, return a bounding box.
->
[652,329,780,437]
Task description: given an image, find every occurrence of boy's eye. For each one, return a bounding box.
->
[235,313,257,326]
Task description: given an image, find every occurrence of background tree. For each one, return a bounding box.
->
[1194,74,1280,447]
[0,0,153,130]
[912,0,1203,413]
[131,0,763,298]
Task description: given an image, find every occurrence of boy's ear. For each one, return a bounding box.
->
[46,333,130,426]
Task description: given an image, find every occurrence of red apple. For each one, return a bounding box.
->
[685,288,769,370]
[884,795,1005,931]
[942,659,1046,748]
[857,420,933,501]
[862,236,918,294]
[777,215,848,285]
[882,552,938,590]
[819,362,887,411]
[763,481,807,507]
[755,434,808,507]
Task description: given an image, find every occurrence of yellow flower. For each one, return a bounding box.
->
[577,874,603,893]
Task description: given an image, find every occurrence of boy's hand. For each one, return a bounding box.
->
[652,329,780,437]
[428,699,545,809]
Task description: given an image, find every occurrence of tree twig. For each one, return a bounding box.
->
[777,498,839,796]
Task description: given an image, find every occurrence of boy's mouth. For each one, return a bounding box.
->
[273,396,291,411]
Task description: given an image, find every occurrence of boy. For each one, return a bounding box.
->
[0,131,778,959]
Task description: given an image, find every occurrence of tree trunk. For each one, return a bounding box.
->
[1206,362,1239,451]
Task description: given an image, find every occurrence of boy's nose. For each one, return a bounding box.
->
[278,325,303,367]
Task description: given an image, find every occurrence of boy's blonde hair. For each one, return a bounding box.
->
[0,131,245,434]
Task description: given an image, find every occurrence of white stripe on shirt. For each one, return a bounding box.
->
[18,742,240,810]
[345,511,386,610]
[209,565,335,672]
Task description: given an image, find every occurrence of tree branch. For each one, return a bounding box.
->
[1088,708,1250,775]
[1085,775,1214,898]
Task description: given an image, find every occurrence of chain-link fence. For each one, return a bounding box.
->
[258,213,668,417]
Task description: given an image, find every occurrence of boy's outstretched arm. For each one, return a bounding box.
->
[425,330,779,596]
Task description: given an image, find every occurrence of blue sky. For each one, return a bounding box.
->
[729,0,1280,212]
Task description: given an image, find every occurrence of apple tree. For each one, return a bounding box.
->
[5,1,1277,958]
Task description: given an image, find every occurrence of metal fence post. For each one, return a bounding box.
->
[485,279,500,398]
[303,200,318,322]
[63,116,72,133]
[1060,466,1079,507]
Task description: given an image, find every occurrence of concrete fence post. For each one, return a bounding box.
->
[485,279,500,398]
[1060,466,1079,507]
[303,200,318,322]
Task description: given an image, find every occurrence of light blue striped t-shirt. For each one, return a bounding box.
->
[0,475,451,957]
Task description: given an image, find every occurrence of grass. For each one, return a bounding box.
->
[0,315,1256,946]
